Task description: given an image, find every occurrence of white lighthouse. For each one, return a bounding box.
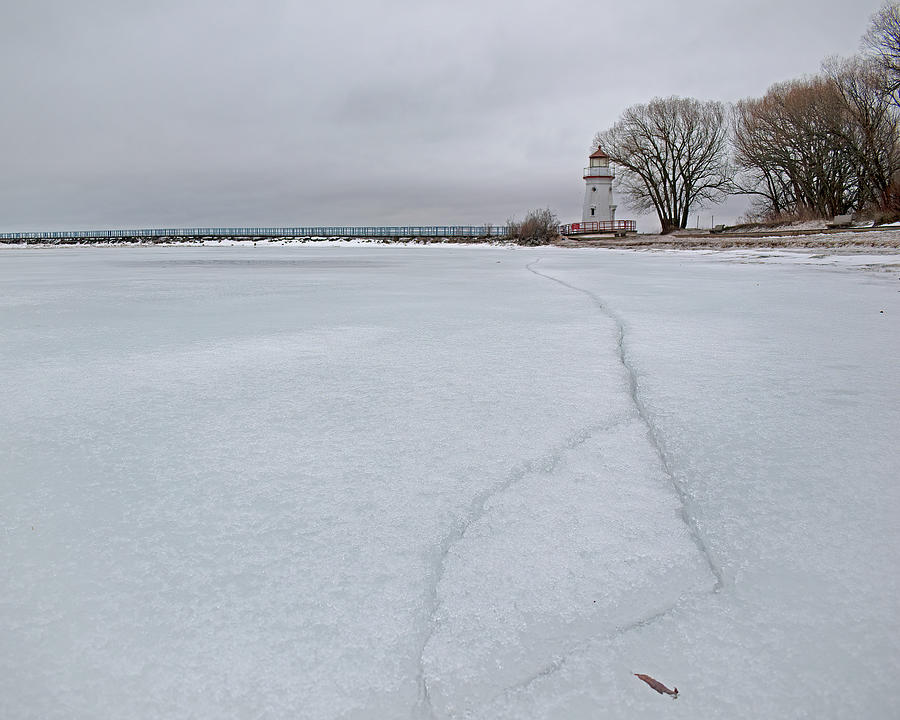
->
[582,146,617,225]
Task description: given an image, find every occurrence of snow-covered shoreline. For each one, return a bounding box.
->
[556,227,900,250]
[3,236,898,273]
[0,236,505,250]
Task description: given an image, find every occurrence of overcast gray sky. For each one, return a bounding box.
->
[0,0,886,232]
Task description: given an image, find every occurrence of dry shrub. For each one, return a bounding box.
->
[507,208,560,245]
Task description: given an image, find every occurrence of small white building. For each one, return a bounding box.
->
[582,146,617,224]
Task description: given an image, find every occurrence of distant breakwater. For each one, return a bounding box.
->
[0,226,508,244]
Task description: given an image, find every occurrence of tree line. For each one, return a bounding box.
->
[595,2,900,232]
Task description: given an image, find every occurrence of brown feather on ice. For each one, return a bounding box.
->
[634,673,678,698]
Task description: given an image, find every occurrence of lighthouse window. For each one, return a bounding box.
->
[592,186,596,192]
[590,208,595,216]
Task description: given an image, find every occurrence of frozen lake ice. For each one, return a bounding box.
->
[1,244,898,718]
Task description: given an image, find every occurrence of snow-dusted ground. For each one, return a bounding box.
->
[1,245,898,719]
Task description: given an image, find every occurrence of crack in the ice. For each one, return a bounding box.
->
[416,258,723,717]
[525,259,724,591]
[462,259,727,712]
[413,418,629,718]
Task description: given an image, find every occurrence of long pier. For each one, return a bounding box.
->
[0,226,507,243]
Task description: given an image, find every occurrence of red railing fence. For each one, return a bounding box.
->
[559,220,636,235]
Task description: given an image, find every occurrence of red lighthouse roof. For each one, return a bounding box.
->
[589,146,610,159]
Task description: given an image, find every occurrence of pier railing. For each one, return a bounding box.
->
[0,226,509,242]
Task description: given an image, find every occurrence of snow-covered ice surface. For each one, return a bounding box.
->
[1,245,898,719]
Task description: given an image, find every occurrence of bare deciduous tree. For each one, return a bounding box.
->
[593,97,732,233]
[863,1,900,106]
[733,77,856,220]
[732,94,798,219]
[733,63,900,220]
[825,55,900,210]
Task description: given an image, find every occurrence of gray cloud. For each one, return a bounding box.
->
[0,0,885,231]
